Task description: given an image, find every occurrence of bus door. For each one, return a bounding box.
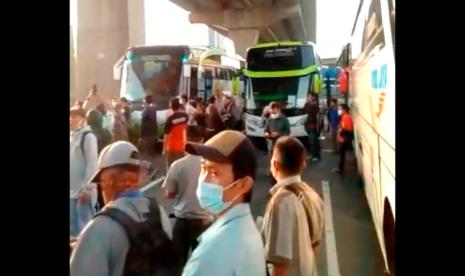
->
[189,66,198,100]
[204,69,214,101]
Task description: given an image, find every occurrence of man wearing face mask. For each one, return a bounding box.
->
[182,130,266,276]
[70,106,99,237]
[264,102,291,159]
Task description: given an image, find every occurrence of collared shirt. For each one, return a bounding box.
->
[262,175,324,276]
[270,175,302,195]
[182,203,266,276]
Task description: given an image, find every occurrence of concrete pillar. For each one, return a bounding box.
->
[75,0,129,102]
[229,29,259,58]
[301,0,316,42]
[128,0,145,46]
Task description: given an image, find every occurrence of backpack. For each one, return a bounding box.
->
[94,197,179,276]
[79,131,92,158]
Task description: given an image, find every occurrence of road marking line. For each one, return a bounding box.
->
[322,180,341,276]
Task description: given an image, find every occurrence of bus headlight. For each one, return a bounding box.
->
[247,117,261,127]
[291,117,306,127]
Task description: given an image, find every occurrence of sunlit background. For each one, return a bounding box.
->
[71,0,360,58]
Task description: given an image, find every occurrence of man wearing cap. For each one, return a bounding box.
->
[70,141,173,276]
[70,106,98,237]
[182,130,266,276]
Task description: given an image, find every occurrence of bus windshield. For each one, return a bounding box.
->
[247,45,315,71]
[247,75,310,115]
[122,47,186,109]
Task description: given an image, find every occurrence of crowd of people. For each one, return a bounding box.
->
[70,84,353,276]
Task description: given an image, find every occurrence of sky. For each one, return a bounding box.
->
[70,0,361,59]
[316,0,360,58]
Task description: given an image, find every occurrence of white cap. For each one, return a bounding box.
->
[222,90,232,98]
[88,141,141,184]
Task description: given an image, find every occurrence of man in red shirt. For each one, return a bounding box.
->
[164,97,189,170]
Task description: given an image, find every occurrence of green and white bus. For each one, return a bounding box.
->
[114,45,244,139]
[243,41,323,138]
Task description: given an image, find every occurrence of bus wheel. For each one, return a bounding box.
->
[383,199,395,275]
[356,174,365,190]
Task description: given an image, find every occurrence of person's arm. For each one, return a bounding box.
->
[161,162,178,199]
[83,133,98,185]
[264,118,271,138]
[158,205,173,240]
[264,198,294,276]
[163,116,172,154]
[70,218,113,276]
[80,133,98,204]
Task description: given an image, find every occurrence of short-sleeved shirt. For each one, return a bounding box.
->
[262,175,324,276]
[165,111,188,152]
[182,203,267,276]
[340,113,353,131]
[264,114,291,139]
[162,154,211,219]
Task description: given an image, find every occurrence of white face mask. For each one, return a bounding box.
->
[270,113,279,119]
[338,110,343,116]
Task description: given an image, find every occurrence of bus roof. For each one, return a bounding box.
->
[247,41,316,51]
[126,45,228,55]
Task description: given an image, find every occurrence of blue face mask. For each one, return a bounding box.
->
[196,179,240,214]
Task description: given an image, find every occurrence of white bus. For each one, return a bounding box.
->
[114,45,244,139]
[340,0,395,274]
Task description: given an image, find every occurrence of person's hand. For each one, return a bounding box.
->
[265,132,270,138]
[79,191,90,204]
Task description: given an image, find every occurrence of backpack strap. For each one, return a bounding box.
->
[80,131,92,158]
[94,197,162,242]
[94,207,140,241]
[146,197,162,228]
[284,184,319,249]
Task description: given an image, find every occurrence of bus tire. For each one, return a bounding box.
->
[383,199,395,275]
